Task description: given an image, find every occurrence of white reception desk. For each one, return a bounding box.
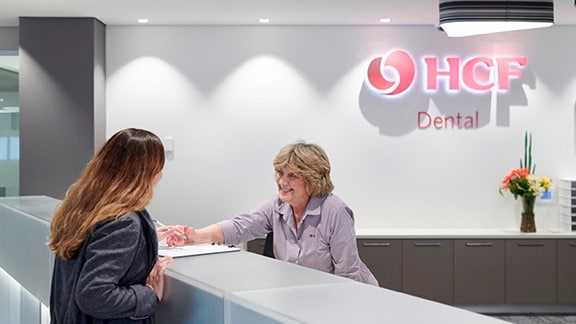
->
[0,196,509,324]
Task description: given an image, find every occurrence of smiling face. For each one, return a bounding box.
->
[275,167,310,208]
[273,142,334,204]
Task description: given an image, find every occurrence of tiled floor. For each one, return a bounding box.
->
[494,315,576,324]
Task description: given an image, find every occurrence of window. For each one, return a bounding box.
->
[0,52,19,196]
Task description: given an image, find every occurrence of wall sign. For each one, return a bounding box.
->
[364,50,527,130]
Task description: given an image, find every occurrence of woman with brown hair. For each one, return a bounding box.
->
[167,141,378,286]
[48,128,175,323]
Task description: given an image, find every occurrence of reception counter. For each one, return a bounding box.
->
[0,196,512,323]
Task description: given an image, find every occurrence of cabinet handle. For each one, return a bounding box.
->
[362,242,390,247]
[569,242,576,247]
[257,242,265,247]
[413,242,442,247]
[517,242,545,247]
[466,242,493,247]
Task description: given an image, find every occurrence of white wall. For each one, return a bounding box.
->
[106,25,576,231]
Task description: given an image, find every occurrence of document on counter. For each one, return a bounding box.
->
[158,243,240,258]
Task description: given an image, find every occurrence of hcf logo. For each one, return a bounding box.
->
[366,50,527,96]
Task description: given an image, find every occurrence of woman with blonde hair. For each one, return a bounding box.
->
[48,128,175,323]
[168,142,378,286]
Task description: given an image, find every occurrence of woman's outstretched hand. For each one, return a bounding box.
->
[166,225,195,246]
[156,226,187,242]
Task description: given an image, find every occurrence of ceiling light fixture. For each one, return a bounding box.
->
[439,0,554,37]
[137,18,149,24]
[379,18,391,23]
[259,18,270,23]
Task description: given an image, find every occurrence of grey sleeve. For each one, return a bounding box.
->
[75,215,157,319]
[327,206,366,282]
[219,197,275,245]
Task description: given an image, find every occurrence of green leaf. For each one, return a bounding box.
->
[524,132,528,170]
[528,133,532,174]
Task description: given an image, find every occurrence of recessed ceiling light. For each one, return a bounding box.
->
[259,18,270,23]
[137,18,149,24]
[379,18,391,23]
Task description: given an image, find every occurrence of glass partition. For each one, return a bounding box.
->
[0,52,19,196]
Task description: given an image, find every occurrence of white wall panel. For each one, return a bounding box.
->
[106,25,576,231]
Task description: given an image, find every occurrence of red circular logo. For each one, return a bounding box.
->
[367,50,416,96]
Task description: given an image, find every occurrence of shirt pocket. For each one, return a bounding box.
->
[301,227,329,255]
[300,226,332,272]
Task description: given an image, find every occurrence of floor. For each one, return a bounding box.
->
[493,315,576,323]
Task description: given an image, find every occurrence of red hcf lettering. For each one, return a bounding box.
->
[423,56,526,92]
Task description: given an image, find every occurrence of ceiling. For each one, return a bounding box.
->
[1,0,576,27]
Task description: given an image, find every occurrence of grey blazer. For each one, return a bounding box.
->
[50,210,159,324]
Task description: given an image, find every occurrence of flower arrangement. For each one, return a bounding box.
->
[499,132,551,232]
[500,168,551,199]
[499,132,551,199]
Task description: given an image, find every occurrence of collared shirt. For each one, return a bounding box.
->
[218,194,379,286]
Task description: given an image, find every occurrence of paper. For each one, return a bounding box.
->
[158,243,240,258]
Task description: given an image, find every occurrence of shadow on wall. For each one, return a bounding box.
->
[358,51,536,136]
[574,100,576,155]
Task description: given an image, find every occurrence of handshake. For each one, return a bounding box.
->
[156,224,196,246]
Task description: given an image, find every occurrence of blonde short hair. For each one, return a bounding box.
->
[273,142,334,197]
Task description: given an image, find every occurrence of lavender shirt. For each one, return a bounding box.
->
[218,194,379,286]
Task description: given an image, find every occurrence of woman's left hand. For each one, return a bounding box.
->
[146,256,173,302]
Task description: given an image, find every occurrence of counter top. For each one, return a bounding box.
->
[161,247,508,324]
[0,196,513,323]
[227,282,508,324]
[0,195,59,223]
[2,196,568,322]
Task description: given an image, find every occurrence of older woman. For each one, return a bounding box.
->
[169,142,378,286]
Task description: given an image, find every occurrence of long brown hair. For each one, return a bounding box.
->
[47,128,165,260]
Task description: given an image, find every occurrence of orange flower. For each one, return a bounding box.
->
[501,168,530,190]
[499,168,550,199]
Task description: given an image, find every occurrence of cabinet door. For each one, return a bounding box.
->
[246,238,265,255]
[402,239,453,304]
[506,239,556,304]
[557,239,576,303]
[357,239,402,291]
[454,240,505,304]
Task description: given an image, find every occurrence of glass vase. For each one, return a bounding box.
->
[520,196,536,233]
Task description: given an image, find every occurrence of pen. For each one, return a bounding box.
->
[152,219,166,227]
[153,219,188,241]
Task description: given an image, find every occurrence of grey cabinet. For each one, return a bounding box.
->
[357,239,402,291]
[250,236,576,307]
[557,239,576,303]
[402,239,454,304]
[505,239,556,304]
[454,240,505,304]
